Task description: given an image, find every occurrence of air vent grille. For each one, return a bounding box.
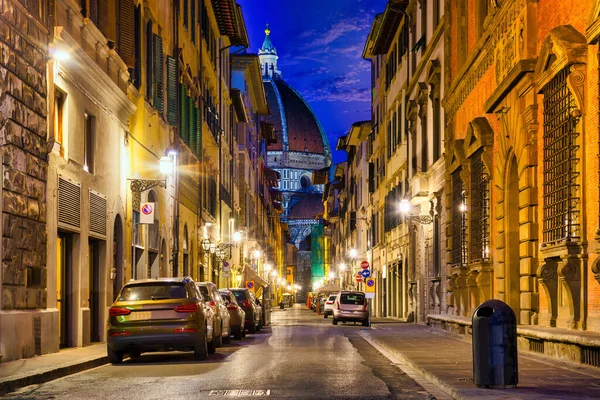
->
[89,189,107,237]
[582,346,600,367]
[58,176,81,230]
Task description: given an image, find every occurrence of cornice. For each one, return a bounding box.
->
[57,29,136,126]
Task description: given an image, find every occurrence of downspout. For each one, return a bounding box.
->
[198,0,204,281]
[173,0,180,275]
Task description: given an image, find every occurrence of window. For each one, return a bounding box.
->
[53,87,65,148]
[118,283,187,301]
[145,20,153,101]
[420,105,428,169]
[470,149,490,262]
[451,169,467,266]
[84,113,95,174]
[542,68,581,244]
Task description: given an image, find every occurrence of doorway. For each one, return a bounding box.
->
[57,233,73,348]
[88,239,102,343]
[506,155,521,322]
[112,215,123,301]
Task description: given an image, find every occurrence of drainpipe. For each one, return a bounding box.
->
[172,0,180,276]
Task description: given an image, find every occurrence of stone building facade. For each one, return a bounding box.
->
[0,0,50,361]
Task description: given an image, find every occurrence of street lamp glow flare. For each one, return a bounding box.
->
[349,248,358,258]
[399,199,411,214]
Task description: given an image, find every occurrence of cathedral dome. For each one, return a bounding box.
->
[263,79,328,155]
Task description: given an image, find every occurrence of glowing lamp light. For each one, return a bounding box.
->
[399,199,411,214]
[52,49,71,62]
[349,248,358,259]
[339,263,347,271]
[253,250,261,258]
[236,275,242,283]
[159,155,173,174]
[459,202,468,213]
[328,272,335,279]
[233,231,242,243]
[271,271,278,278]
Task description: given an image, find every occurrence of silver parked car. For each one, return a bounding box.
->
[323,293,338,318]
[332,291,369,326]
[197,282,231,352]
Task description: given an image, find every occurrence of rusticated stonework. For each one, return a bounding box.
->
[0,0,48,310]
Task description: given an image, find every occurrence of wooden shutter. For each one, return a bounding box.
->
[189,102,196,152]
[89,0,98,25]
[183,0,189,30]
[191,0,196,42]
[118,0,135,68]
[196,105,202,156]
[89,189,107,238]
[166,56,178,126]
[145,20,153,100]
[58,176,81,231]
[153,34,164,115]
[97,0,115,41]
[180,84,188,142]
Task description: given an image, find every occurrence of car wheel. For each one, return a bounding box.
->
[362,319,370,327]
[214,323,223,347]
[129,349,141,359]
[324,313,328,319]
[248,322,256,334]
[194,334,208,361]
[223,328,231,344]
[332,318,338,326]
[107,346,123,364]
[242,327,247,337]
[234,326,243,340]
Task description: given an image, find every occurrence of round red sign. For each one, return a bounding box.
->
[142,204,153,215]
[355,274,363,283]
[360,261,369,270]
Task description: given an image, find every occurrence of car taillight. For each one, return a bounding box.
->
[363,303,368,312]
[335,302,340,310]
[173,328,197,333]
[110,331,131,336]
[326,301,333,305]
[242,300,251,307]
[227,305,238,310]
[109,307,131,317]
[209,301,216,307]
[174,303,198,313]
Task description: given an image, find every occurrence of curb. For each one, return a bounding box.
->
[359,330,462,400]
[0,355,108,396]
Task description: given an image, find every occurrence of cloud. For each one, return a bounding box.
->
[301,73,371,103]
[333,43,365,58]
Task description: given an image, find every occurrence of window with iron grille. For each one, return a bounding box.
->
[451,168,467,265]
[542,68,580,244]
[470,149,490,262]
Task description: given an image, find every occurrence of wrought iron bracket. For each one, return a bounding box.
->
[406,215,433,225]
[128,178,166,210]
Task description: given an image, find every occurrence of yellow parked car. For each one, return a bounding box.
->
[107,277,209,363]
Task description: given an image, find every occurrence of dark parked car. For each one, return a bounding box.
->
[229,288,261,333]
[107,277,209,363]
[220,289,245,340]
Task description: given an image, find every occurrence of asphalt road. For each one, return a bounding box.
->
[3,307,435,400]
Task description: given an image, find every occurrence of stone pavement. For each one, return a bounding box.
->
[0,343,107,396]
[362,322,600,400]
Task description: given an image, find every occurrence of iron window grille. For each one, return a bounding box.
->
[451,169,467,266]
[542,68,581,244]
[470,149,490,262]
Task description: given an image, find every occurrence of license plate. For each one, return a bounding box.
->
[127,310,175,320]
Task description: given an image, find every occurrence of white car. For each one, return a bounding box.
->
[323,294,338,318]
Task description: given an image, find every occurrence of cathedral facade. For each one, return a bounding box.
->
[258,26,332,248]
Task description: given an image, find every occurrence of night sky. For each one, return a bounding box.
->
[237,0,387,164]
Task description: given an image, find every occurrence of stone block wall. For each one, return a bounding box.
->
[0,0,48,311]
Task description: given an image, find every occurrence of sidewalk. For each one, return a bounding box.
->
[0,343,107,396]
[362,322,600,400]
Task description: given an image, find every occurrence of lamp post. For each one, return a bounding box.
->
[128,151,175,280]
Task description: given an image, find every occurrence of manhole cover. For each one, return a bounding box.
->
[209,390,271,396]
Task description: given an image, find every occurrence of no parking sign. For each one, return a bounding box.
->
[365,278,375,293]
[246,281,255,292]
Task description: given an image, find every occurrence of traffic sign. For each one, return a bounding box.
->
[246,281,255,291]
[360,269,371,279]
[365,278,375,293]
[355,274,363,283]
[360,261,370,270]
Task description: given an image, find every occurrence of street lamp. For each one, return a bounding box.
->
[399,198,433,224]
[127,151,175,279]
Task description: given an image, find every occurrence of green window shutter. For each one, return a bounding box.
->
[166,56,177,126]
[180,84,188,141]
[189,102,196,151]
[153,34,164,115]
[196,106,202,156]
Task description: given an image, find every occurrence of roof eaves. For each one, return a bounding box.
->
[371,0,408,56]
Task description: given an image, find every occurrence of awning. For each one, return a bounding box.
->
[241,265,269,288]
[318,284,342,294]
